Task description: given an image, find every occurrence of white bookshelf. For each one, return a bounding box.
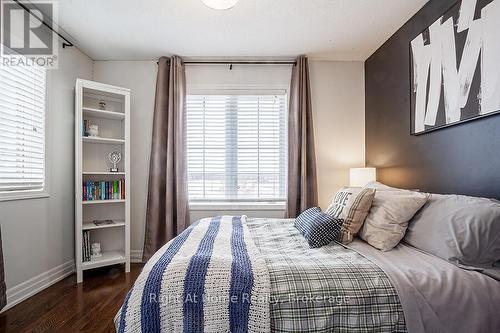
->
[75,79,130,283]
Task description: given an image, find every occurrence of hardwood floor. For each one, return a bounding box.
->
[0,264,142,333]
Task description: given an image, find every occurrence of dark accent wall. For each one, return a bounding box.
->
[365,0,500,200]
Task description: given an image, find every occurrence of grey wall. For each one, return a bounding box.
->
[365,0,500,199]
[0,45,93,296]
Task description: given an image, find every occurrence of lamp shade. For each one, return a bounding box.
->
[349,167,376,187]
[201,0,239,10]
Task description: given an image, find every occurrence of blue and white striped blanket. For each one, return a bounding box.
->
[115,216,270,333]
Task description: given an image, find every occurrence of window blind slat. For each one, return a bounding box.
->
[0,62,46,193]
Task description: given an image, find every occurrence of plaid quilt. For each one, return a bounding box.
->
[246,218,406,333]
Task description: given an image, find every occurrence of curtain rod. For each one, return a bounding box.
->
[185,61,296,65]
[157,60,296,65]
[13,0,74,48]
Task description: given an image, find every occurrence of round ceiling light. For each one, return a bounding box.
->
[201,0,239,10]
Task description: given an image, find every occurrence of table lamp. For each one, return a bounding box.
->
[349,167,376,187]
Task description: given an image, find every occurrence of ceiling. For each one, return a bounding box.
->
[56,0,428,61]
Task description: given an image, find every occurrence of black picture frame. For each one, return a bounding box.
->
[409,0,500,135]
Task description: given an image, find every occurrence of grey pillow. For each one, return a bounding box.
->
[359,189,429,251]
[404,193,500,269]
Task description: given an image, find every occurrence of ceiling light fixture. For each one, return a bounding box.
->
[201,0,239,10]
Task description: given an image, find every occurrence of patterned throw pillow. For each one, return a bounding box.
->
[325,187,376,244]
[295,207,343,248]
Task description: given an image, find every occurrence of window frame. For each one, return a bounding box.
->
[186,84,289,206]
[0,52,50,202]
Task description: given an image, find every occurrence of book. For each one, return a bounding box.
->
[83,119,88,137]
[118,180,121,200]
[82,230,91,262]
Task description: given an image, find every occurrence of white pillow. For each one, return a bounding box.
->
[359,189,429,251]
[365,181,419,192]
[365,181,398,190]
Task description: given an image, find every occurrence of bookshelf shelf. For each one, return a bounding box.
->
[82,251,126,270]
[83,171,126,175]
[83,136,125,145]
[82,199,125,205]
[83,220,126,230]
[83,107,125,120]
[75,79,130,283]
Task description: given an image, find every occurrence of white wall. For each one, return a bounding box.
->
[91,60,365,256]
[309,61,365,209]
[0,45,93,308]
[92,61,157,259]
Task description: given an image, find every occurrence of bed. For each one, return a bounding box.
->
[115,216,500,333]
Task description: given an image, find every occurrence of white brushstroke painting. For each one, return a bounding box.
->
[411,0,500,134]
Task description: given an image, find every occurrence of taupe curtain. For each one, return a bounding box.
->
[143,56,189,261]
[286,55,318,218]
[0,227,5,310]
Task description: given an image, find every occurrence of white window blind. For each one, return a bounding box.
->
[187,92,287,202]
[0,63,46,194]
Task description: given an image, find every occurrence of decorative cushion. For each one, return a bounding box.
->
[365,181,401,191]
[325,187,376,244]
[295,207,343,248]
[366,181,420,192]
[404,193,500,269]
[359,189,429,251]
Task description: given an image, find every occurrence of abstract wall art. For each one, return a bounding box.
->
[410,0,500,134]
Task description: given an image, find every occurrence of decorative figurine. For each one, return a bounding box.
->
[107,151,122,172]
[91,243,102,259]
[88,124,99,137]
[99,100,107,110]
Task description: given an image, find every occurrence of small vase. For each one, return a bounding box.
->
[88,124,99,137]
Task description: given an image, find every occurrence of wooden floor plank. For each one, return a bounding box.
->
[0,264,142,333]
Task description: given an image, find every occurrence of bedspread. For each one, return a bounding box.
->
[246,218,406,333]
[115,216,270,333]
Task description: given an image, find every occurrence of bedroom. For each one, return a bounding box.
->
[0,0,499,332]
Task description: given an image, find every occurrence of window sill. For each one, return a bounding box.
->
[0,191,49,202]
[189,201,286,211]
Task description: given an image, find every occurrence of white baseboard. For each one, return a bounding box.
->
[130,250,143,263]
[2,260,75,313]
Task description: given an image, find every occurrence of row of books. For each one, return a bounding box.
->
[83,179,125,201]
[82,230,91,262]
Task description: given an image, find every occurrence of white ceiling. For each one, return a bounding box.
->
[57,0,428,61]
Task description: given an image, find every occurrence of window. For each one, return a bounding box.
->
[187,91,287,202]
[0,62,47,198]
